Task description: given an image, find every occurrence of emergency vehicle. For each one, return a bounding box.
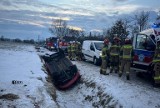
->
[132,22,160,84]
[46,37,57,51]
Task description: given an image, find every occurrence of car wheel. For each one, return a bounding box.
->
[93,57,98,65]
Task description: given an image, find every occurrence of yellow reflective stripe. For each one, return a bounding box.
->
[123,45,132,49]
[123,55,131,59]
[153,60,160,62]
[110,53,118,56]
[111,45,120,48]
[154,76,160,80]
[101,55,106,59]
[126,71,129,74]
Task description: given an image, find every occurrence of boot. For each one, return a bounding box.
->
[105,72,109,75]
[106,69,110,75]
[103,70,109,75]
[126,75,130,80]
[115,69,118,73]
[119,72,122,77]
[100,69,102,74]
[110,67,113,73]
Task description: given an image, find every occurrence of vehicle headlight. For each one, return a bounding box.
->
[100,52,102,56]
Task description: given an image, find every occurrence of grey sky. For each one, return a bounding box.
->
[0,0,159,40]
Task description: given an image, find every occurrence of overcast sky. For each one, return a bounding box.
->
[0,0,160,40]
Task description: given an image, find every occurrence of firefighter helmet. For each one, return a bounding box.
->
[125,38,131,44]
[113,36,121,42]
[104,39,109,45]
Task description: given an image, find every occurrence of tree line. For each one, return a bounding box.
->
[49,11,160,44]
[0,35,37,44]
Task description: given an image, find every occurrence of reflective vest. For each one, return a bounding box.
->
[153,47,160,62]
[110,45,120,56]
[75,44,79,52]
[101,46,108,60]
[68,45,71,52]
[121,45,132,59]
[77,44,82,53]
[71,44,75,52]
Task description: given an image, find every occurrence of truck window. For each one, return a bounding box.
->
[136,34,156,51]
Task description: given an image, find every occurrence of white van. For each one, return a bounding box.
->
[82,40,103,65]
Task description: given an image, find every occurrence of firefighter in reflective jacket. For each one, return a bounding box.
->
[109,36,121,73]
[100,39,110,75]
[67,42,72,60]
[119,38,133,80]
[71,41,76,60]
[76,42,82,61]
[153,37,160,84]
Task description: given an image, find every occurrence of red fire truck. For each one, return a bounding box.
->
[46,37,57,51]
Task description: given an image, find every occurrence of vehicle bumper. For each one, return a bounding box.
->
[58,72,81,89]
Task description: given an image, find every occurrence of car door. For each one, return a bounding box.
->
[87,42,95,61]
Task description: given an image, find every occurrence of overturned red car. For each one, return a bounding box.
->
[41,49,80,89]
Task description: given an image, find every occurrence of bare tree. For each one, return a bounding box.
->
[49,18,68,38]
[134,11,150,32]
[130,23,139,37]
[67,29,80,37]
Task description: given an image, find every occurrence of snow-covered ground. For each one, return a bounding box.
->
[0,42,57,108]
[55,60,160,108]
[1,41,160,108]
[72,61,160,108]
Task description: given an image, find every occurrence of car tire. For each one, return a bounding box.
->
[93,57,98,65]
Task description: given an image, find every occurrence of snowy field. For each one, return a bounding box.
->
[0,42,57,108]
[1,41,160,108]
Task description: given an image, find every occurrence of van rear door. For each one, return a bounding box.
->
[82,41,93,61]
[87,42,95,61]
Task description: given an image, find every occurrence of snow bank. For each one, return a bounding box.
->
[74,61,160,108]
[0,42,57,108]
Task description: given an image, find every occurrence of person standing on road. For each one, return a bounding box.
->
[109,36,121,73]
[153,37,160,85]
[100,39,110,75]
[119,38,133,80]
[67,42,72,60]
[76,42,82,61]
[75,41,79,60]
[71,41,76,60]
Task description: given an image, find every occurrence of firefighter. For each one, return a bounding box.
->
[71,41,76,60]
[109,36,121,73]
[76,42,82,61]
[153,36,160,85]
[75,41,79,60]
[100,39,110,75]
[119,38,133,80]
[67,42,72,60]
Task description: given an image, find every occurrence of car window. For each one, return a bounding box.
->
[136,34,156,51]
[94,42,103,50]
[90,43,94,50]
